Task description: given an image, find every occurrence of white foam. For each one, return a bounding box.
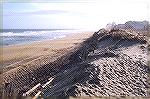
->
[2,31,50,37]
[1,29,93,37]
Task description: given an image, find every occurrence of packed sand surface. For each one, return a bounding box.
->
[1,29,150,98]
[1,32,93,72]
[1,32,94,98]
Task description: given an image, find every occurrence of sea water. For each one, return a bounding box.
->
[0,29,83,46]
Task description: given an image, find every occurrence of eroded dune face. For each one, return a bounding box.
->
[2,29,149,98]
[42,29,149,97]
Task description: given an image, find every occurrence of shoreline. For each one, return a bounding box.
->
[2,29,95,47]
[1,35,66,48]
[1,28,149,98]
[1,31,94,73]
[2,31,94,48]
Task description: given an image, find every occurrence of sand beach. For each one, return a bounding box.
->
[1,31,94,73]
[1,28,150,99]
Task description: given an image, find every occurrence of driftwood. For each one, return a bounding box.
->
[23,83,41,96]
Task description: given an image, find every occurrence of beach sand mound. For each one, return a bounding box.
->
[2,29,150,98]
[41,29,149,97]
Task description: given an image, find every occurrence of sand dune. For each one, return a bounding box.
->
[41,29,149,97]
[1,29,150,98]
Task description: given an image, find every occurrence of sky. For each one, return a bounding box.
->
[2,0,150,30]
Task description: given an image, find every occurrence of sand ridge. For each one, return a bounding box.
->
[40,29,149,97]
[1,29,150,98]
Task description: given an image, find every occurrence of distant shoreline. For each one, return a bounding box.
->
[1,31,94,69]
[1,28,77,32]
[1,29,94,46]
[1,35,67,47]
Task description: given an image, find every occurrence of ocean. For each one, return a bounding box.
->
[1,29,84,46]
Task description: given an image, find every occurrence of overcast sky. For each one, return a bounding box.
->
[3,0,150,30]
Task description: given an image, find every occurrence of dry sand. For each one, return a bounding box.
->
[1,29,150,98]
[1,31,95,98]
[41,30,149,97]
[1,32,94,73]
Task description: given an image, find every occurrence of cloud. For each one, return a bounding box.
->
[2,0,93,3]
[3,0,150,29]
[3,10,86,17]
